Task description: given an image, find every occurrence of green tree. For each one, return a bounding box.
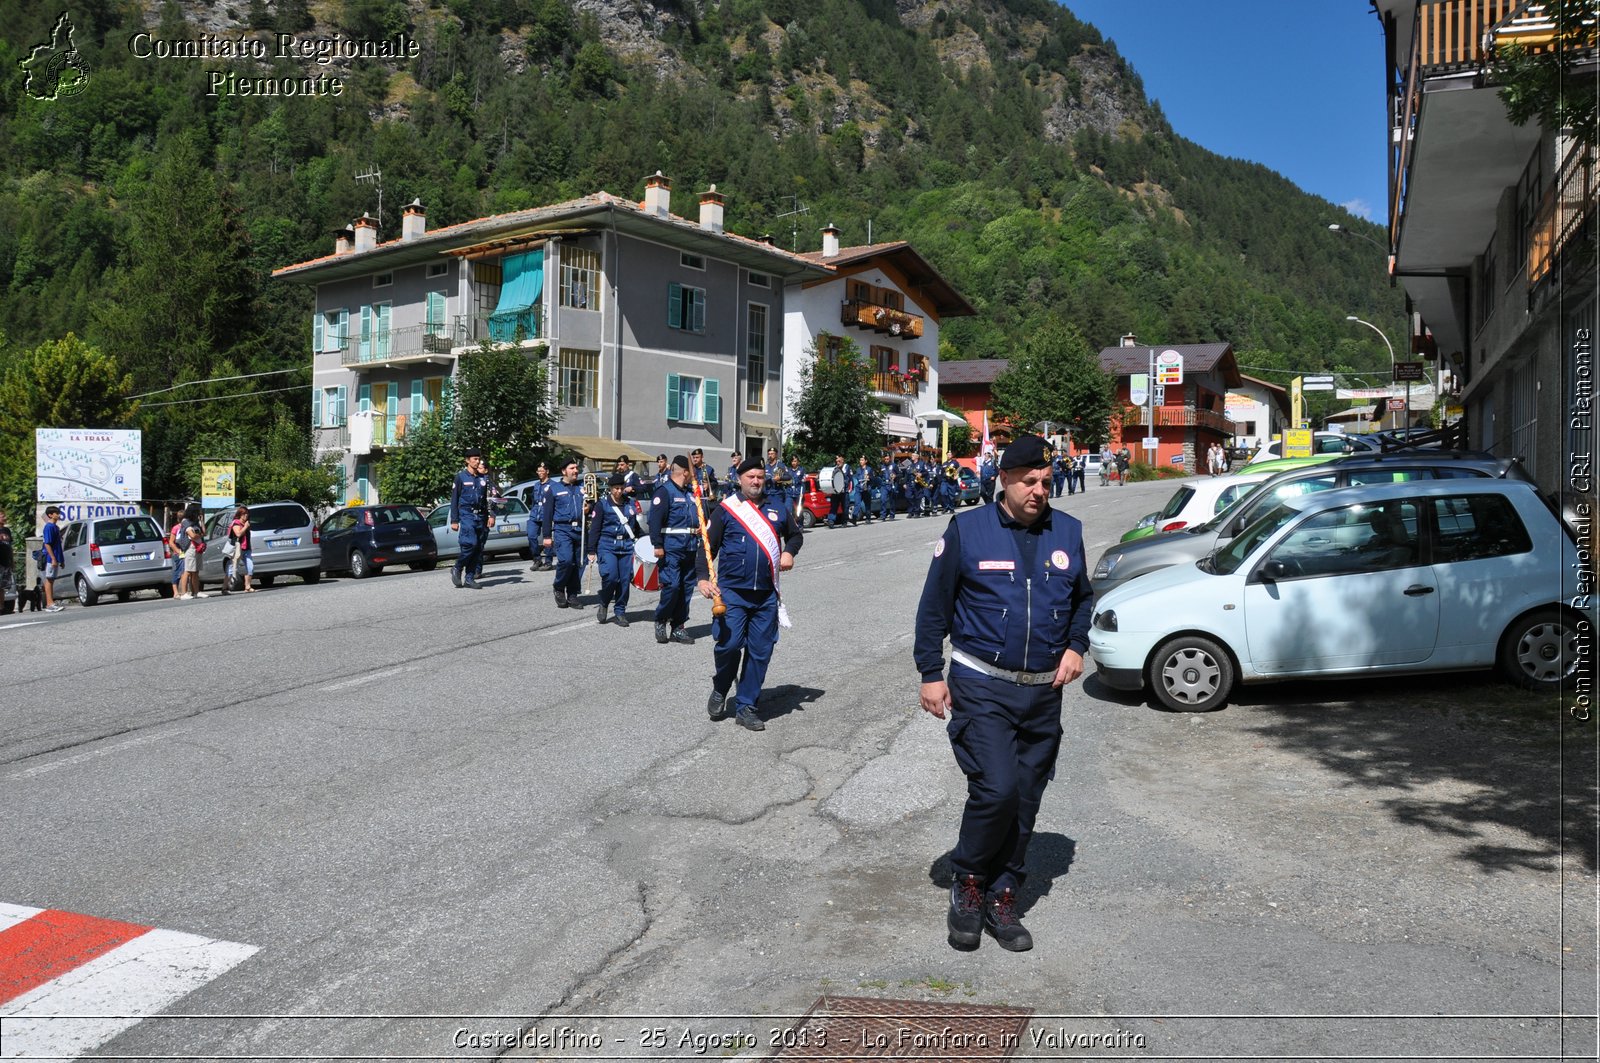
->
[1493,0,1598,148]
[988,321,1114,449]
[453,342,559,481]
[938,396,975,457]
[788,333,884,466]
[376,410,460,506]
[185,411,342,510]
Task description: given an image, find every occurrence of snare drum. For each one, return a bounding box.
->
[632,537,660,592]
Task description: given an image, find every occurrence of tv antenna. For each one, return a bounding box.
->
[355,166,383,232]
[774,195,810,251]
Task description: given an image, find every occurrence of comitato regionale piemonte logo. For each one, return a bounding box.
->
[20,12,92,101]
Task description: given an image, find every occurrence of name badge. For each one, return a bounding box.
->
[978,560,1015,571]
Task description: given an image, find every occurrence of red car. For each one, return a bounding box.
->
[796,474,833,528]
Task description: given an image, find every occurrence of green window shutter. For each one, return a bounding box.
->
[426,292,445,334]
[665,373,681,421]
[313,312,324,352]
[338,309,349,347]
[410,379,423,420]
[358,382,371,413]
[360,306,372,358]
[703,377,720,424]
[691,289,705,333]
[386,382,399,436]
[335,385,348,426]
[667,283,682,329]
[312,388,322,428]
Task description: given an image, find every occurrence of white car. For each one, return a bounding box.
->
[1143,471,1276,536]
[1089,479,1583,712]
[1244,431,1378,465]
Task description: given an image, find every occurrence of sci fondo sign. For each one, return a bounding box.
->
[36,428,142,502]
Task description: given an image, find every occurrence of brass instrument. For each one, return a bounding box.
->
[582,471,599,501]
[943,464,959,482]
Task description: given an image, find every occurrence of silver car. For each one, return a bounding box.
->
[200,501,323,588]
[56,514,174,606]
[427,498,534,560]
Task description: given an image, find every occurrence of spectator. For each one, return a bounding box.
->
[168,508,186,599]
[229,505,256,592]
[0,508,14,614]
[40,505,64,612]
[179,502,208,600]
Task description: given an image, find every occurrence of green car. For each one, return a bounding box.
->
[1231,454,1339,477]
[1120,514,1161,543]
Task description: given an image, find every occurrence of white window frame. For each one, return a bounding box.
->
[373,271,393,288]
[747,270,771,289]
[558,348,600,409]
[560,246,601,311]
[426,261,449,278]
[680,252,705,271]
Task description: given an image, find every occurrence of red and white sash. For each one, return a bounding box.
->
[721,497,792,628]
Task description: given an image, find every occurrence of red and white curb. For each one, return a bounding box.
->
[0,902,257,1060]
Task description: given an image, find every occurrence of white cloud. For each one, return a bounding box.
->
[1340,198,1376,221]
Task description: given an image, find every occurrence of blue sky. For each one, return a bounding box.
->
[1062,1,1389,222]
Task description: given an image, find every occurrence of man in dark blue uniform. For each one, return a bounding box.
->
[1050,449,1067,498]
[541,458,586,608]
[939,457,961,514]
[527,462,555,571]
[649,455,700,646]
[653,454,671,489]
[853,456,874,524]
[690,447,719,502]
[615,456,645,503]
[876,454,896,521]
[978,450,998,505]
[726,451,743,485]
[914,434,1094,954]
[449,448,495,589]
[764,447,788,518]
[696,457,803,732]
[585,471,643,627]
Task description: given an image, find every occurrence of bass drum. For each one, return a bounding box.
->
[816,466,845,496]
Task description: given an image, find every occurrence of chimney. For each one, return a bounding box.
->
[643,171,671,217]
[401,198,426,241]
[353,213,378,253]
[821,222,841,258]
[698,185,725,234]
[1120,332,1138,348]
[333,226,355,256]
[758,233,775,246]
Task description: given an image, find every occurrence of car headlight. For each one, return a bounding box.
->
[1093,553,1120,580]
[1093,609,1117,632]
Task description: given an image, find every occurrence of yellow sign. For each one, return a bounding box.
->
[1282,429,1313,460]
[201,461,237,509]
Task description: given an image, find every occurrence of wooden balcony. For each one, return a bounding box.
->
[841,300,924,339]
[1124,405,1234,436]
[871,370,921,397]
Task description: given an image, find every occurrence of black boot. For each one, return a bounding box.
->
[451,566,463,588]
[669,626,696,646]
[554,589,568,608]
[947,874,984,950]
[655,621,669,644]
[983,888,1033,952]
[596,602,609,624]
[706,689,729,721]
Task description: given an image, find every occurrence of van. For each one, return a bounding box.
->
[57,514,175,605]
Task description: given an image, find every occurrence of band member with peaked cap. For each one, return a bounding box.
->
[649,455,700,645]
[913,433,1094,954]
[695,457,803,732]
[586,471,643,626]
[542,458,586,608]
[449,448,495,589]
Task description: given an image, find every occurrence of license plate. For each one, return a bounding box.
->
[119,553,152,562]
[500,523,519,534]
[395,544,420,553]
[270,537,300,548]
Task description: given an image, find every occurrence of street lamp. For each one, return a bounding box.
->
[1345,315,1397,429]
[1327,223,1388,255]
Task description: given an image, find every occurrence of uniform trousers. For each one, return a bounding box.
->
[595,537,634,616]
[876,485,893,520]
[550,524,583,595]
[654,540,696,626]
[917,486,933,515]
[456,519,486,579]
[711,584,779,711]
[945,668,1064,895]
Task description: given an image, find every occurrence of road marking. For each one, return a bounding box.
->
[875,548,903,557]
[7,731,190,781]
[542,619,598,636]
[0,905,257,1061]
[318,664,417,692]
[0,622,47,631]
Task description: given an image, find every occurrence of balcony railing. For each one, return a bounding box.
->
[314,423,349,452]
[871,370,921,396]
[1529,139,1597,288]
[1124,406,1234,435]
[454,309,543,348]
[841,300,924,339]
[341,323,456,367]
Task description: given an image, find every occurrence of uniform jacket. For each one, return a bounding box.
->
[648,479,701,551]
[542,479,586,530]
[450,469,490,525]
[914,501,1095,681]
[694,493,803,592]
[585,496,642,553]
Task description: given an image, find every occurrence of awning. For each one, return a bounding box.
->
[549,434,656,464]
[489,249,543,342]
[741,418,780,434]
[883,414,918,438]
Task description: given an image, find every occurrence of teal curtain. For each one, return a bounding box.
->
[489,249,544,342]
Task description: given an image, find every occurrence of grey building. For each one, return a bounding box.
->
[273,174,831,501]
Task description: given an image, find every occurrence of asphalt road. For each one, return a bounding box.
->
[1,477,1594,1062]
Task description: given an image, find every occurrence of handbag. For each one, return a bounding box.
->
[222,540,237,559]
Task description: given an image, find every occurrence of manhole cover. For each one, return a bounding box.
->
[769,996,1032,1061]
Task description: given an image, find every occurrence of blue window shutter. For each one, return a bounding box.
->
[360,306,372,359]
[358,382,371,413]
[704,377,720,424]
[691,289,705,333]
[335,385,348,426]
[338,309,349,347]
[386,382,399,437]
[312,388,322,428]
[410,379,423,420]
[313,312,324,353]
[426,292,445,334]
[666,373,681,421]
[668,284,682,329]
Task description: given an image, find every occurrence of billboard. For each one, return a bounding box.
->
[35,428,142,502]
[201,461,237,510]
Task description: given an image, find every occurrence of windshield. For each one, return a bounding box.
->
[1212,501,1301,575]
[1158,486,1195,521]
[370,506,425,524]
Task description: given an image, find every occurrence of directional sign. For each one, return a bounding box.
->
[1152,385,1166,406]
[1386,397,1407,411]
[1302,375,1335,391]
[1394,362,1425,382]
[1155,350,1184,386]
[1283,428,1314,459]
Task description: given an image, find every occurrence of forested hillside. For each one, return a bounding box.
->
[0,0,1402,512]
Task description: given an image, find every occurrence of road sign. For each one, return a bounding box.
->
[1386,397,1407,411]
[1155,350,1184,386]
[1152,385,1166,406]
[1302,375,1335,391]
[1394,362,1425,382]
[1283,428,1313,459]
[1141,436,1160,451]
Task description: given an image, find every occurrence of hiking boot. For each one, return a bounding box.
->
[706,689,729,721]
[463,579,481,590]
[735,704,765,731]
[554,590,568,608]
[655,621,669,644]
[983,888,1032,952]
[947,874,985,950]
[669,626,696,646]
[451,567,463,588]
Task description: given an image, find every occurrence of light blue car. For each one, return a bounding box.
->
[426,497,534,561]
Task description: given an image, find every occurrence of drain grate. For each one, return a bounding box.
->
[769,996,1032,1061]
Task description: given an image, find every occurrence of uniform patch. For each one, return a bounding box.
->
[1051,549,1071,570]
[978,560,1015,571]
[933,538,946,557]
[766,510,780,521]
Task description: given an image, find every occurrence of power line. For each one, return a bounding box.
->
[129,366,310,399]
[138,384,306,409]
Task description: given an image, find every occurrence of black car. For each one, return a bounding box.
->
[318,505,437,579]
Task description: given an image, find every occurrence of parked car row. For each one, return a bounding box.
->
[1086,450,1583,711]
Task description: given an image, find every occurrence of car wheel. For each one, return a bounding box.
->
[259,574,278,587]
[76,575,99,607]
[408,560,438,572]
[298,570,318,585]
[800,509,816,529]
[1147,635,1234,712]
[349,550,372,579]
[1498,607,1580,692]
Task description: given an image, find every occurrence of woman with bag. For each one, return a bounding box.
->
[226,505,255,593]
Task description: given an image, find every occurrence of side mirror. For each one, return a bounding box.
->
[1259,559,1290,582]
